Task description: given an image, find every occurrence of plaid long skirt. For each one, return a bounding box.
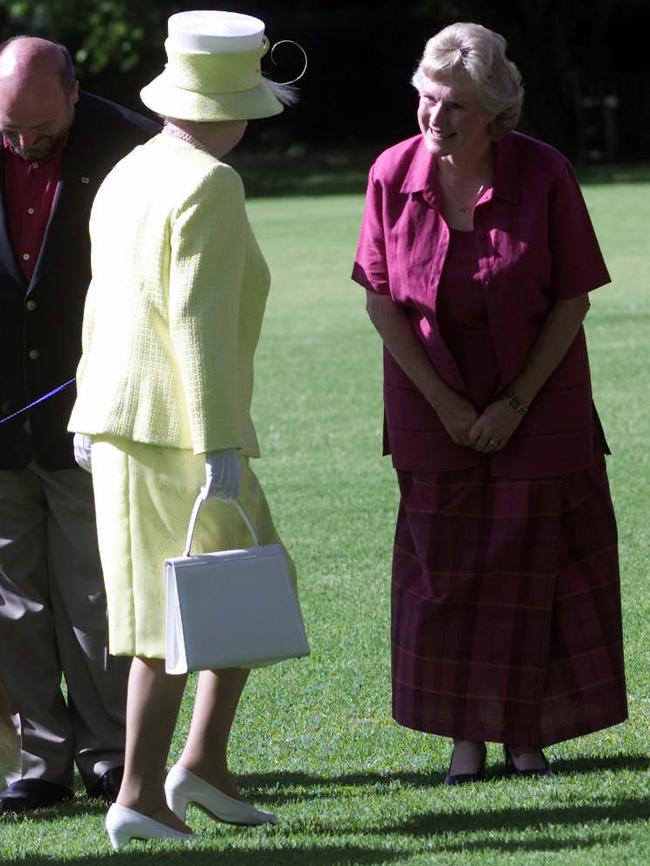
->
[391,460,628,746]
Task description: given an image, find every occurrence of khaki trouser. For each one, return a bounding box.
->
[0,462,129,789]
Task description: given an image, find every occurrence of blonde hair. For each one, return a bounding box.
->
[412,22,523,138]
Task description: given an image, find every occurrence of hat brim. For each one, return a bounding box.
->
[140,72,283,121]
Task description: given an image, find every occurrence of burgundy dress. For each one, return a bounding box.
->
[390,230,627,746]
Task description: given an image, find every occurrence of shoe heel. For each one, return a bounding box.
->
[165,790,189,821]
[444,742,487,786]
[106,827,129,851]
[503,744,553,777]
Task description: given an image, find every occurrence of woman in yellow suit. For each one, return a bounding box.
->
[69,10,297,850]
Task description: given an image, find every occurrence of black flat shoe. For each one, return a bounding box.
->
[444,742,487,785]
[0,779,73,813]
[503,745,555,778]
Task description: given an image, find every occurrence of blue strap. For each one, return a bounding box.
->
[0,378,76,427]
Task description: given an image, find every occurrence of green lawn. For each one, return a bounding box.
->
[1,180,648,865]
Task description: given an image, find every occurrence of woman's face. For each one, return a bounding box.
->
[417,77,494,159]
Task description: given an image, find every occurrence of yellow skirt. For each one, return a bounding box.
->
[90,436,293,658]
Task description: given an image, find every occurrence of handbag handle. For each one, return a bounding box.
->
[183,492,261,558]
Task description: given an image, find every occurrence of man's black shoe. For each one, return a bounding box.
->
[0,779,73,813]
[86,765,124,803]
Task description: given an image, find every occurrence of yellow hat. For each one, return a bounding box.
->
[140,10,283,121]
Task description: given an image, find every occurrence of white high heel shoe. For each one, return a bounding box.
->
[105,803,191,851]
[164,764,277,826]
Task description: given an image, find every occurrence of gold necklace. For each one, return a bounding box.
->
[438,171,487,213]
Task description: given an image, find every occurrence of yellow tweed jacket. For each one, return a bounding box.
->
[69,134,269,456]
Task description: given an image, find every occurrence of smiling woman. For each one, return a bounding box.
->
[352,21,627,788]
[411,24,522,232]
[417,82,492,157]
[416,78,494,220]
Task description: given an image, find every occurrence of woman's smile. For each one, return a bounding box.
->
[417,79,493,158]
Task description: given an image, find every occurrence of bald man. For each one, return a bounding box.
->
[0,36,158,813]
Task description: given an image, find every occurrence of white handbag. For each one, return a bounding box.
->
[165,493,309,675]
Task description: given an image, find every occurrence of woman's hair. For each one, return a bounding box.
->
[412,22,523,138]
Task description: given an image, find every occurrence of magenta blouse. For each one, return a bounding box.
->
[352,131,611,478]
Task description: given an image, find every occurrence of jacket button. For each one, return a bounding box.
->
[28,349,40,361]
[26,300,37,311]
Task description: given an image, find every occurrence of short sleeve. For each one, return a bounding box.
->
[548,162,610,299]
[351,163,391,295]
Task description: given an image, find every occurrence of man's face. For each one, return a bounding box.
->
[0,75,79,161]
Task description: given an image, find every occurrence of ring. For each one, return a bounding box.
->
[488,438,499,448]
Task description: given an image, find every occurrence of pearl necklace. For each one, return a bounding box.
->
[162,125,207,152]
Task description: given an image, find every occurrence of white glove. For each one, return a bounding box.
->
[202,448,241,502]
[73,433,92,473]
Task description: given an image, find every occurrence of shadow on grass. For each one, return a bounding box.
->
[434,831,633,855]
[550,753,650,775]
[0,847,401,866]
[2,754,646,865]
[0,797,107,823]
[373,798,648,855]
[383,796,648,838]
[240,752,649,804]
[239,770,446,805]
[2,754,645,821]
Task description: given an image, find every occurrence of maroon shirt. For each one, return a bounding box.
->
[2,135,66,282]
[437,228,500,409]
[352,131,610,478]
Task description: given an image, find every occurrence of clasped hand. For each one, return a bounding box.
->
[468,398,524,453]
[436,391,524,453]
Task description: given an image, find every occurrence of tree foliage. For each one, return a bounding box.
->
[0,0,161,74]
[1,0,648,160]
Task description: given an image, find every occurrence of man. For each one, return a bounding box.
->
[0,36,159,813]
